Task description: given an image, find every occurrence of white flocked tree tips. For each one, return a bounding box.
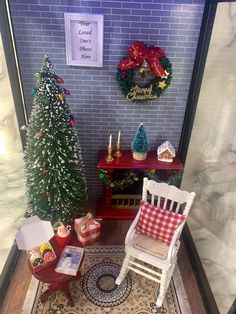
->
[24,56,88,223]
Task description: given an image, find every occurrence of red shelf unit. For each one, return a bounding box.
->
[96,150,183,220]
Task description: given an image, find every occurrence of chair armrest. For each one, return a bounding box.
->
[125,209,141,245]
[167,221,185,262]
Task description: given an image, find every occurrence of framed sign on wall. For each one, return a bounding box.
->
[64,13,103,67]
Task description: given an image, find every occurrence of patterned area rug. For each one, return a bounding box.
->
[22,246,191,314]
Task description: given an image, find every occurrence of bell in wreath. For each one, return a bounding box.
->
[139,59,150,74]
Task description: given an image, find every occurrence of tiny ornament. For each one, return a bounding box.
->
[58,93,64,102]
[55,223,72,247]
[20,125,27,131]
[31,88,37,95]
[42,168,49,174]
[69,114,75,127]
[27,203,33,213]
[37,130,45,138]
[99,172,106,180]
[158,81,167,89]
[56,76,64,84]
[64,88,70,95]
[34,72,41,78]
[157,141,175,163]
[45,191,51,197]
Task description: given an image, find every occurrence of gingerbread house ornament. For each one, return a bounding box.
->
[157,141,175,162]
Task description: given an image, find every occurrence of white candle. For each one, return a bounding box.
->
[108,134,112,148]
[117,131,121,145]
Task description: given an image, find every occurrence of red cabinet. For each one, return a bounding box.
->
[96,150,183,220]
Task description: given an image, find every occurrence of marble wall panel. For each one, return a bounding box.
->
[181,3,236,313]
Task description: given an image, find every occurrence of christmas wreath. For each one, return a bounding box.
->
[117,41,172,102]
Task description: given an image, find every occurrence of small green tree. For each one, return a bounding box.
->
[131,123,150,153]
[24,56,87,223]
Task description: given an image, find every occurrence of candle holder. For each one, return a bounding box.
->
[105,146,114,163]
[114,143,122,157]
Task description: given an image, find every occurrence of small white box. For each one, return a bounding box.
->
[16,216,56,272]
[16,216,54,250]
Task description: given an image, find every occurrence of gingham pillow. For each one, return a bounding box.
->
[135,200,185,245]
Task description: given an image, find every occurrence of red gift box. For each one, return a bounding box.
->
[74,213,101,246]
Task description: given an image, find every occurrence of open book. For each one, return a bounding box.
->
[55,245,84,276]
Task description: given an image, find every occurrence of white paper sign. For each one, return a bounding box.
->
[65,13,103,67]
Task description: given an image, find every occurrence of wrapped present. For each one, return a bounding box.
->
[74,213,101,246]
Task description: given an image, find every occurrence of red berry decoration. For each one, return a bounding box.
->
[56,76,64,84]
[42,168,48,174]
[37,130,45,138]
[121,72,126,78]
[45,191,51,197]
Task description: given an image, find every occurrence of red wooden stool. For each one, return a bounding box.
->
[29,232,83,306]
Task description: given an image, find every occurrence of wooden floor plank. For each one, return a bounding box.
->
[0,252,31,314]
[178,240,206,314]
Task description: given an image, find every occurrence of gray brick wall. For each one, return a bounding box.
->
[10,0,205,199]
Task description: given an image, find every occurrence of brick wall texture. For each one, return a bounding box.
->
[9,0,205,199]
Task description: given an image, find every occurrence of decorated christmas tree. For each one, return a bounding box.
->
[131,123,150,161]
[24,56,87,223]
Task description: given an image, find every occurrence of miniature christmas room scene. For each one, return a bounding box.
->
[1,1,236,314]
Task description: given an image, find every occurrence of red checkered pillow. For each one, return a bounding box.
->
[135,201,186,245]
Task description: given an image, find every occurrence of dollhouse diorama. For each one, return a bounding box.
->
[1,1,236,314]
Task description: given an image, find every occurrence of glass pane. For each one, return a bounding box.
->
[181,3,236,313]
[0,33,26,274]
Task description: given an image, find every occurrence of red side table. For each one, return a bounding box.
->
[28,231,83,306]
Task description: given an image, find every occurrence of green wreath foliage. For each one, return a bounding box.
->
[98,170,139,190]
[117,56,172,103]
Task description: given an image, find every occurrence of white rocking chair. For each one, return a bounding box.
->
[115,177,196,307]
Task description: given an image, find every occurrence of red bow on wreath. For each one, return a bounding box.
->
[118,41,167,78]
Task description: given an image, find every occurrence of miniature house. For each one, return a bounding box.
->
[157,141,175,162]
